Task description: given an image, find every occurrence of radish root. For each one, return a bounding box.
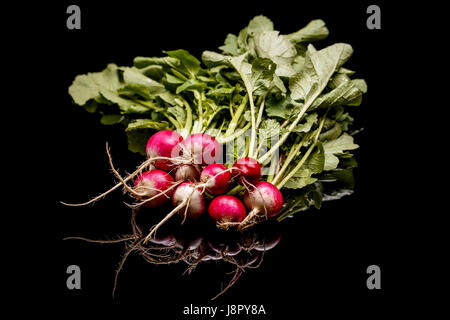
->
[61,143,191,207]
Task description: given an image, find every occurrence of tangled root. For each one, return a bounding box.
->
[63,206,272,300]
[60,143,190,207]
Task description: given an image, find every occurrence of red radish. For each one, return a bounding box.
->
[181,133,221,165]
[200,163,231,195]
[173,164,200,182]
[243,181,283,220]
[232,157,261,185]
[146,130,183,171]
[208,195,246,223]
[143,182,206,243]
[134,170,175,208]
[172,182,205,219]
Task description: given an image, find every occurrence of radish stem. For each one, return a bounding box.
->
[275,112,329,189]
[225,94,248,137]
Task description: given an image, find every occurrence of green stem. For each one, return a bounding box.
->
[276,142,317,189]
[133,99,164,111]
[225,94,248,137]
[164,114,180,129]
[275,112,329,189]
[258,101,310,164]
[133,100,179,129]
[271,135,307,186]
[217,122,251,144]
[253,97,267,159]
[204,108,226,132]
[229,101,234,118]
[178,97,192,138]
[255,98,265,129]
[248,93,257,159]
[227,185,245,196]
[192,90,203,134]
[277,200,307,222]
[266,154,279,183]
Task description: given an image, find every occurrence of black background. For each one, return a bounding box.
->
[10,0,430,317]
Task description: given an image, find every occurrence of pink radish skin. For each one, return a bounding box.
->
[181,133,221,165]
[208,195,246,223]
[172,182,205,219]
[200,163,231,195]
[232,157,261,185]
[134,170,175,208]
[173,164,200,182]
[146,130,183,171]
[243,181,283,218]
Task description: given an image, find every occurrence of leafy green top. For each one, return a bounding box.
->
[68,15,367,220]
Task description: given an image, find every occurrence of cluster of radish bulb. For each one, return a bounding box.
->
[135,130,283,242]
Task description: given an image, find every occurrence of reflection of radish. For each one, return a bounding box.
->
[254,232,282,251]
[232,157,261,185]
[184,235,204,251]
[208,195,246,223]
[146,130,183,171]
[208,241,242,257]
[148,233,177,247]
[181,133,221,165]
[200,163,231,195]
[133,170,175,208]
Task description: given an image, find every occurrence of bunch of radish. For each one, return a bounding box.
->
[65,129,283,243]
[137,130,283,242]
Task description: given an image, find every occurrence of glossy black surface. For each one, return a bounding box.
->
[39,0,415,317]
